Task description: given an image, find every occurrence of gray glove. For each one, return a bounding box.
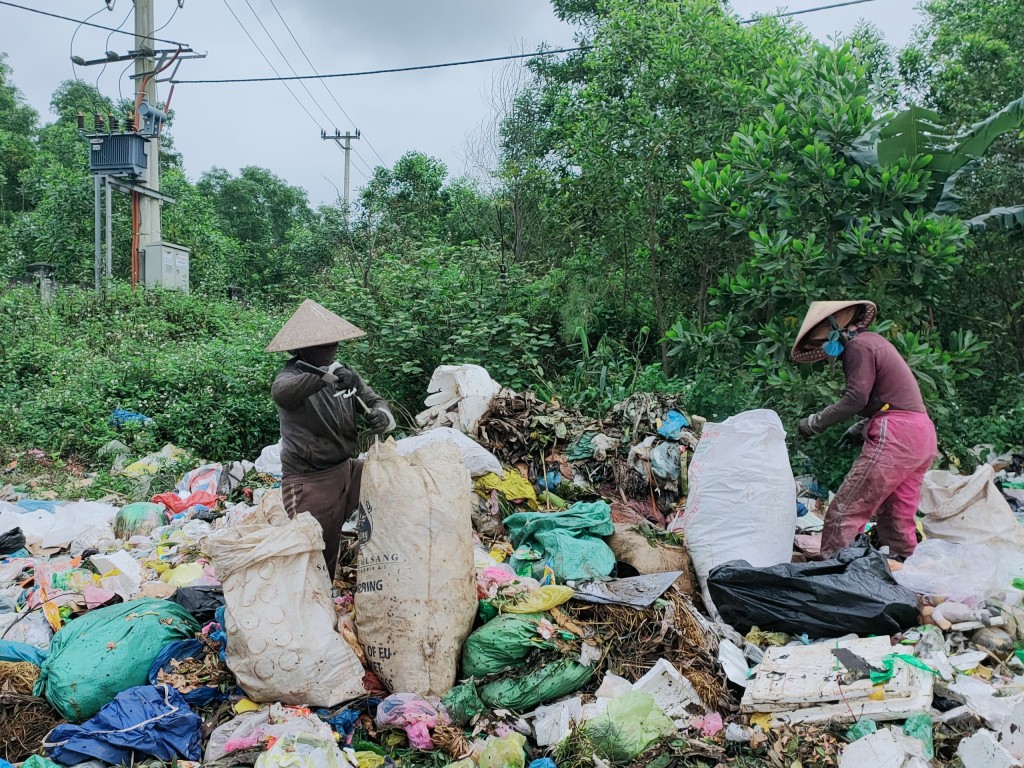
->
[798,415,817,438]
[364,407,395,434]
[837,419,868,448]
[296,360,359,390]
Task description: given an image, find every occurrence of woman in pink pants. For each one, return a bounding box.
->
[793,300,937,559]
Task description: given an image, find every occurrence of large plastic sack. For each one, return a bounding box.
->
[478,657,596,711]
[919,465,1024,549]
[707,543,919,639]
[504,502,616,582]
[254,733,355,768]
[1,503,117,555]
[45,685,202,765]
[414,364,502,436]
[205,705,336,762]
[112,502,165,539]
[356,439,476,696]
[205,506,365,707]
[34,598,199,722]
[585,691,675,764]
[147,639,229,707]
[673,410,796,614]
[392,427,503,478]
[461,613,548,678]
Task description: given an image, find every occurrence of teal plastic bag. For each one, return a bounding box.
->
[902,713,934,760]
[504,501,615,582]
[461,613,548,678]
[34,598,199,722]
[585,691,675,764]
[478,657,595,711]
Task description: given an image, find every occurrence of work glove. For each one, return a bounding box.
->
[364,407,395,434]
[296,360,359,390]
[837,419,868,449]
[797,416,816,438]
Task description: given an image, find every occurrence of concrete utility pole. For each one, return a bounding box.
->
[321,129,361,211]
[135,0,161,251]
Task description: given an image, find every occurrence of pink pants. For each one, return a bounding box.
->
[820,410,937,559]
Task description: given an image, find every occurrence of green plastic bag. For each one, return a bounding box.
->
[479,732,527,768]
[34,598,199,722]
[461,613,548,678]
[112,502,166,539]
[478,656,595,711]
[585,691,675,764]
[442,681,485,726]
[902,713,934,759]
[504,501,615,582]
[845,719,877,742]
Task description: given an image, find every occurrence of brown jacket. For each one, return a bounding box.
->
[272,359,389,475]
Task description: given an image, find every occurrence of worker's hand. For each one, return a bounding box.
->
[837,420,867,449]
[326,362,359,391]
[365,407,395,434]
[797,417,816,438]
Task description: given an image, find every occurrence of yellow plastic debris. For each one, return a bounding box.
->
[354,753,385,768]
[750,713,772,732]
[499,585,575,614]
[475,471,538,511]
[160,563,205,587]
[234,698,260,713]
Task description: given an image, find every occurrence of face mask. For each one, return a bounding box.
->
[822,316,845,358]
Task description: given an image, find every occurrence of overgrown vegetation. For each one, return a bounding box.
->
[0,0,1021,479]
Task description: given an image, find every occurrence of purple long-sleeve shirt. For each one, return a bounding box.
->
[810,332,927,432]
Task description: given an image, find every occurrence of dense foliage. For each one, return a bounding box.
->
[0,0,1021,481]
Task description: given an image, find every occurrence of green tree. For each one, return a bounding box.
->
[0,54,38,220]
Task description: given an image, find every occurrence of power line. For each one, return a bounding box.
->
[96,5,134,92]
[172,0,894,86]
[265,0,388,167]
[172,47,584,84]
[740,0,885,23]
[0,0,188,46]
[70,6,108,84]
[239,0,338,129]
[219,0,325,131]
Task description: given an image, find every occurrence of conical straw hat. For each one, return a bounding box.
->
[791,300,877,363]
[264,299,366,353]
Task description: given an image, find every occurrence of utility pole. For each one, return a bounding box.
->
[135,0,161,257]
[321,129,361,212]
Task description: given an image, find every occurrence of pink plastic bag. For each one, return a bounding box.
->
[375,693,450,750]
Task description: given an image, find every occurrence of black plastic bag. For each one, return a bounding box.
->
[0,527,26,556]
[707,543,919,638]
[168,585,225,624]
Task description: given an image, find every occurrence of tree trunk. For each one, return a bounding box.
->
[646,182,671,378]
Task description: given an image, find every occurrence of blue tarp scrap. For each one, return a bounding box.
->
[147,639,229,707]
[109,409,154,428]
[0,639,47,665]
[45,685,202,766]
[657,410,690,440]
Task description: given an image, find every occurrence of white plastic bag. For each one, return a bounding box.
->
[919,465,1024,549]
[391,427,502,478]
[255,442,283,476]
[414,365,501,436]
[0,609,53,650]
[894,539,1023,604]
[356,439,477,696]
[205,494,365,706]
[674,410,796,615]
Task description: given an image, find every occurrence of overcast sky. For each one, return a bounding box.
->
[2,0,922,205]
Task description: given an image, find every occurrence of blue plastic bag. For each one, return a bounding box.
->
[45,685,202,765]
[147,639,227,707]
[0,639,47,665]
[658,410,690,440]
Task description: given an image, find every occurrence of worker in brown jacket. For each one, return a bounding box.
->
[793,300,936,560]
[265,299,395,577]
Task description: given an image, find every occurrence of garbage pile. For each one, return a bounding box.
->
[1,364,1022,768]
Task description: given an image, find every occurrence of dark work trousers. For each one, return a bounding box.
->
[282,458,364,579]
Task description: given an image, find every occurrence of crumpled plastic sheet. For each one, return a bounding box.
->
[375,693,450,750]
[45,685,202,765]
